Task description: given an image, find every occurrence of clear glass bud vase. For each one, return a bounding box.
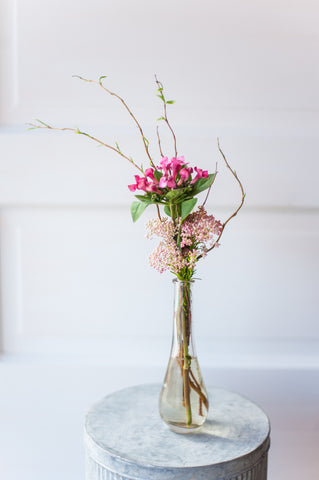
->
[159,278,209,433]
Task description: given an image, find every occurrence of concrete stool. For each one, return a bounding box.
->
[84,384,270,480]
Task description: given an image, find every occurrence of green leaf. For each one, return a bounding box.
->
[180,198,197,221]
[157,116,165,121]
[157,94,165,102]
[153,170,162,181]
[99,75,107,84]
[143,136,149,147]
[164,205,171,217]
[36,119,49,127]
[166,100,175,104]
[191,173,215,196]
[165,188,186,201]
[130,201,149,222]
[135,195,152,203]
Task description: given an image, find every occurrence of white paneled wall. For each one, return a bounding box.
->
[0,0,318,368]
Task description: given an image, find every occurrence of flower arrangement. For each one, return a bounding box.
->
[28,75,245,283]
[28,75,245,432]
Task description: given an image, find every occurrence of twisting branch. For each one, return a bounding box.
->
[27,120,144,174]
[156,126,164,157]
[73,75,155,168]
[202,162,218,208]
[155,75,178,158]
[206,139,245,254]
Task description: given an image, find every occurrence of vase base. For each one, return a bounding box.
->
[166,423,203,434]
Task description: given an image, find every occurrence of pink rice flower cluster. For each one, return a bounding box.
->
[146,207,223,275]
[180,207,223,249]
[128,156,208,193]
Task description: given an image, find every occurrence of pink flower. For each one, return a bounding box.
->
[136,176,148,191]
[145,182,162,194]
[159,175,175,189]
[128,175,148,193]
[191,167,209,184]
[145,168,155,180]
[159,157,171,175]
[128,172,162,194]
[128,175,141,192]
[128,183,138,192]
[170,156,187,178]
[179,167,193,181]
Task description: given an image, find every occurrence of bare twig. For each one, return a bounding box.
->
[189,376,209,410]
[155,75,178,158]
[27,120,144,174]
[202,162,218,207]
[73,75,155,168]
[156,126,164,157]
[205,139,245,254]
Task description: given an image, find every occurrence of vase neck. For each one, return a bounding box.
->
[171,279,196,357]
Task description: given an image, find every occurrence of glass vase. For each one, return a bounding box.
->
[159,278,209,433]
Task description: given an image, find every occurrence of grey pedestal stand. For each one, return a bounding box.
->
[84,384,270,480]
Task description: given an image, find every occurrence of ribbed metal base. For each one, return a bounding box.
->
[85,452,268,480]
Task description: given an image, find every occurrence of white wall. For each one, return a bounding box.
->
[0,0,318,367]
[0,1,318,479]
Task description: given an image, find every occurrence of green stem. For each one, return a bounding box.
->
[169,203,175,222]
[182,284,192,426]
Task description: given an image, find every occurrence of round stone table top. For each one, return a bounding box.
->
[84,384,270,480]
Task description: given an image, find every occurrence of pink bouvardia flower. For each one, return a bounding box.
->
[144,168,155,179]
[128,171,162,194]
[158,156,190,189]
[128,156,209,194]
[146,207,222,275]
[191,167,209,184]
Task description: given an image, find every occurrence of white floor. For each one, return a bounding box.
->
[0,357,318,480]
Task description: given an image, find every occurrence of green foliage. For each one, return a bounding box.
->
[153,170,162,181]
[191,174,215,196]
[131,201,150,222]
[180,198,197,221]
[135,195,153,203]
[165,188,187,202]
[36,119,50,127]
[164,205,171,217]
[143,136,150,147]
[99,75,107,84]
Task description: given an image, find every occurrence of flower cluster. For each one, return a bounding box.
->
[146,207,222,277]
[128,156,208,194]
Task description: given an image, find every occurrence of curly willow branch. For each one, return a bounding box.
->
[27,121,144,174]
[155,75,178,158]
[73,75,155,169]
[205,139,245,254]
